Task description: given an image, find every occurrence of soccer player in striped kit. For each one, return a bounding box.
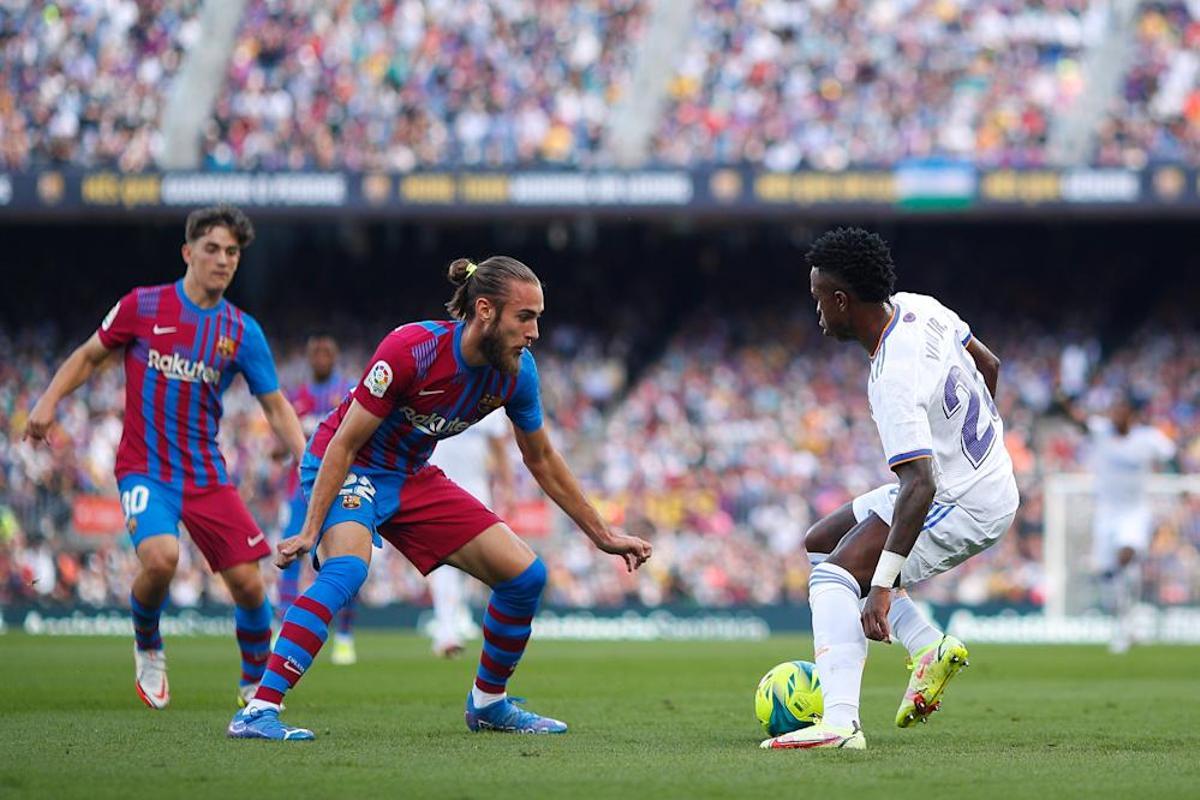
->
[229,255,652,741]
[25,205,306,709]
[276,334,359,664]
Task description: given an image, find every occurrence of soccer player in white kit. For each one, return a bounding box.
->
[426,406,514,657]
[1077,397,1174,653]
[763,228,1020,751]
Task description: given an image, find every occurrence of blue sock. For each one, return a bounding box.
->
[276,559,301,627]
[255,555,368,706]
[131,592,164,651]
[234,600,273,686]
[475,558,546,695]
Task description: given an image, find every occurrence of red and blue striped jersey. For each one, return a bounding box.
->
[97,280,281,489]
[310,320,542,474]
[289,373,352,438]
[286,372,352,494]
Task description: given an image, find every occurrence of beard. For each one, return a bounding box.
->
[480,318,522,375]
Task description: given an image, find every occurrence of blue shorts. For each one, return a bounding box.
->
[299,453,399,551]
[117,473,269,571]
[299,452,502,575]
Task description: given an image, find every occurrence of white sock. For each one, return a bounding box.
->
[809,563,866,729]
[471,686,506,708]
[1113,563,1141,647]
[888,590,942,657]
[430,566,465,644]
[245,699,280,714]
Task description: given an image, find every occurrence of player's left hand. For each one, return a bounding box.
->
[276,531,316,569]
[597,530,653,573]
[861,586,893,643]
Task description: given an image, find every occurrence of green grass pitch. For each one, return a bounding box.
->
[1,633,1198,798]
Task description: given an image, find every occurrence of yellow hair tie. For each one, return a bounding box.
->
[465,261,478,278]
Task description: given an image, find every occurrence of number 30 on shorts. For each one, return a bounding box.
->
[121,484,150,518]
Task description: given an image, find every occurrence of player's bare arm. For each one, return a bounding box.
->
[862,457,936,643]
[277,399,383,568]
[965,336,1000,398]
[487,429,515,514]
[513,424,652,572]
[256,390,307,463]
[24,333,112,444]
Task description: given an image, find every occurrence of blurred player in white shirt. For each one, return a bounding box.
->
[426,406,514,657]
[1076,397,1175,653]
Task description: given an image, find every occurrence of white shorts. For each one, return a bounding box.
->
[1091,505,1153,568]
[852,484,1014,587]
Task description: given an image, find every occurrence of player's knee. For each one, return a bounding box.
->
[226,570,266,607]
[808,561,863,599]
[317,555,370,606]
[140,550,178,584]
[804,524,836,559]
[494,557,546,605]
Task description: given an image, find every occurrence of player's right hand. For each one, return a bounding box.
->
[598,531,653,573]
[276,532,316,569]
[23,398,57,445]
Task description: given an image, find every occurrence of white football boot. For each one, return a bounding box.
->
[761,720,866,750]
[134,646,169,709]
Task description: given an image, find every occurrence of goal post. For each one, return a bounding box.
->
[1043,473,1200,619]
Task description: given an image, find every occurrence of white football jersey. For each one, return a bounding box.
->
[867,292,1019,522]
[1087,417,1174,511]
[428,408,509,503]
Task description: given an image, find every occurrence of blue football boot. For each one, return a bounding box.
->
[465,693,568,734]
[227,706,315,741]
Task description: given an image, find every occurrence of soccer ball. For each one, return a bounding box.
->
[755,660,823,736]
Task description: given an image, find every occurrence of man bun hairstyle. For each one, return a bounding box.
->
[185,204,255,248]
[806,227,896,302]
[445,255,540,320]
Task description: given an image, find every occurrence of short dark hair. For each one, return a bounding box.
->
[445,256,540,320]
[185,204,255,248]
[806,227,896,302]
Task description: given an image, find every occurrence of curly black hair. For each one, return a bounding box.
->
[805,227,896,302]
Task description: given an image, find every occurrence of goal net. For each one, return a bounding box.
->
[1043,473,1200,619]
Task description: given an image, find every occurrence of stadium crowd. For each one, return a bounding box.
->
[3,306,1197,612]
[7,0,1199,170]
[0,0,200,170]
[1095,0,1200,168]
[201,0,647,170]
[653,0,1099,169]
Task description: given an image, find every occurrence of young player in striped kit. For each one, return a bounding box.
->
[229,255,652,740]
[25,205,306,709]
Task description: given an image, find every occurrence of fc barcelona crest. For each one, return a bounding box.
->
[341,494,361,510]
[478,393,503,414]
[216,335,238,358]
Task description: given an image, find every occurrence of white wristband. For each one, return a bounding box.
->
[870,550,906,589]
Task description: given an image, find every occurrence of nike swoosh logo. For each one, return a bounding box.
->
[153,325,177,334]
[246,533,265,547]
[152,678,168,702]
[418,389,445,396]
[282,660,303,676]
